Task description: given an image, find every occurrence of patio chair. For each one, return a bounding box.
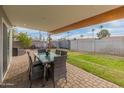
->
[50,55,67,88]
[55,49,61,55]
[27,51,44,88]
[61,51,67,56]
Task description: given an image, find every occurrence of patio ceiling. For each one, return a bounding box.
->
[3,5,121,33]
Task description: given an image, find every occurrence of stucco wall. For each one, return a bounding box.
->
[0,6,12,82]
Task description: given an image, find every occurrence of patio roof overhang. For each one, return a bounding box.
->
[2,5,123,34]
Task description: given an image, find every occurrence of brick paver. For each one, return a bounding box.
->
[0,52,120,88]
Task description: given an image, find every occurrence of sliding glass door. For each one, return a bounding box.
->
[3,22,9,75]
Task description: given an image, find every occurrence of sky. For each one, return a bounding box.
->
[16,27,48,40]
[16,18,124,40]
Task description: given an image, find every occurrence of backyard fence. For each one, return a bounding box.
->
[52,40,70,49]
[53,36,124,56]
[71,36,124,56]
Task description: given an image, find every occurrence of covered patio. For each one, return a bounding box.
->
[0,5,124,88]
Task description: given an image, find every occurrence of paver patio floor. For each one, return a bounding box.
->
[0,52,120,88]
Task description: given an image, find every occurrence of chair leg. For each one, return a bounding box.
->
[29,75,32,88]
[53,80,56,88]
[46,69,49,81]
[29,79,32,88]
[65,77,67,83]
[30,82,32,88]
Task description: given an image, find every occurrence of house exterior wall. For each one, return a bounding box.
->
[0,6,12,82]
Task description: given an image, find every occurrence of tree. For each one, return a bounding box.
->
[16,32,32,48]
[58,38,66,41]
[97,29,110,39]
[80,35,83,39]
[91,28,95,55]
[91,28,95,38]
[73,38,77,40]
[47,34,52,49]
[100,25,103,29]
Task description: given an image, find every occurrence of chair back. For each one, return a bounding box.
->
[61,51,67,56]
[52,56,67,82]
[27,51,33,76]
[55,49,61,55]
[27,51,43,87]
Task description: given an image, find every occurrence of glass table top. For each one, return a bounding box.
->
[35,52,60,64]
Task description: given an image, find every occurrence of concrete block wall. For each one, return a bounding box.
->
[70,36,124,56]
[52,40,70,49]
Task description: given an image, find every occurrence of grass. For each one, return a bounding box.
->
[67,51,124,87]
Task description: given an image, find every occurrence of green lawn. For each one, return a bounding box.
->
[67,51,124,87]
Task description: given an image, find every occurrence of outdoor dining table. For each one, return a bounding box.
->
[34,52,60,87]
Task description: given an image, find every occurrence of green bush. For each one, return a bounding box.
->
[16,32,32,49]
